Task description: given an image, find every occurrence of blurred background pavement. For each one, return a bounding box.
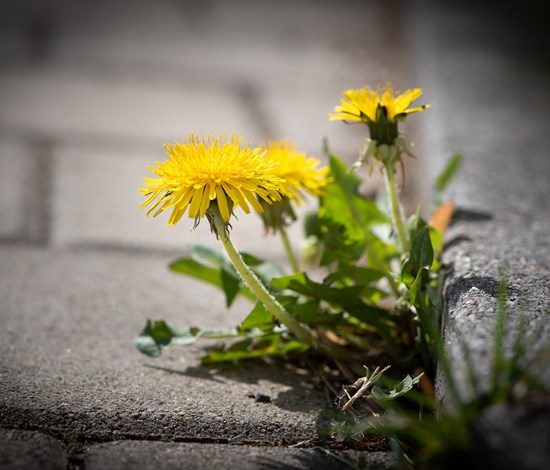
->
[0,0,422,258]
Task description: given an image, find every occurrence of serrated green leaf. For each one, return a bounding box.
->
[410,267,428,306]
[320,156,388,245]
[134,320,241,357]
[410,227,434,273]
[227,337,253,352]
[200,335,309,363]
[290,300,320,324]
[270,272,306,290]
[241,302,273,331]
[170,257,254,306]
[272,272,392,331]
[134,320,193,357]
[224,340,307,362]
[250,259,286,285]
[304,210,322,238]
[170,245,284,307]
[189,245,244,307]
[184,326,241,340]
[324,264,384,287]
[169,257,222,287]
[319,221,366,265]
[189,244,226,264]
[134,334,163,358]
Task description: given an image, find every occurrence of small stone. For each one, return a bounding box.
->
[254,392,271,403]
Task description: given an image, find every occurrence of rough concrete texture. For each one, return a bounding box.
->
[85,441,394,470]
[0,246,332,444]
[412,2,550,467]
[413,0,550,400]
[0,429,67,470]
[2,0,549,467]
[472,403,550,470]
[0,0,412,465]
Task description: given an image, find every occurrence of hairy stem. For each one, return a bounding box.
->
[211,207,314,346]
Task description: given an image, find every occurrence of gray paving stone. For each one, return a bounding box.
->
[0,246,338,445]
[0,0,418,464]
[0,429,67,470]
[0,0,415,256]
[0,64,255,144]
[0,0,414,158]
[0,138,53,244]
[0,141,33,240]
[0,0,406,81]
[85,441,394,470]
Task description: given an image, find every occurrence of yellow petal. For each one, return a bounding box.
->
[199,185,211,217]
[224,183,250,213]
[188,186,205,218]
[394,88,423,113]
[216,186,231,222]
[242,188,264,213]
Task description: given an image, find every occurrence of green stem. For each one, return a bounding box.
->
[210,208,313,347]
[384,161,409,253]
[279,225,300,273]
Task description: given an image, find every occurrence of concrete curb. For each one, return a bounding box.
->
[412,1,550,468]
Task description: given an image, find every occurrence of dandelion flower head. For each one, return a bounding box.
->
[264,140,331,203]
[329,83,430,124]
[139,132,284,225]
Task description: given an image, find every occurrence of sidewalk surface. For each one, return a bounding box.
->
[1,0,549,468]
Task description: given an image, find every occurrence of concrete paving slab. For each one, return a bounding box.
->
[0,0,406,81]
[0,0,418,464]
[0,65,255,144]
[84,441,394,470]
[0,429,67,470]
[0,139,53,244]
[0,0,416,160]
[0,141,34,240]
[0,246,345,446]
[0,0,416,260]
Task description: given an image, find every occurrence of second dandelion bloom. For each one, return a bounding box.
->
[139,132,285,226]
[254,140,330,271]
[258,140,331,232]
[264,140,331,202]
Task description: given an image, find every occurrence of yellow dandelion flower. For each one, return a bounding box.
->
[329,87,380,123]
[264,140,331,203]
[139,132,284,225]
[329,83,430,124]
